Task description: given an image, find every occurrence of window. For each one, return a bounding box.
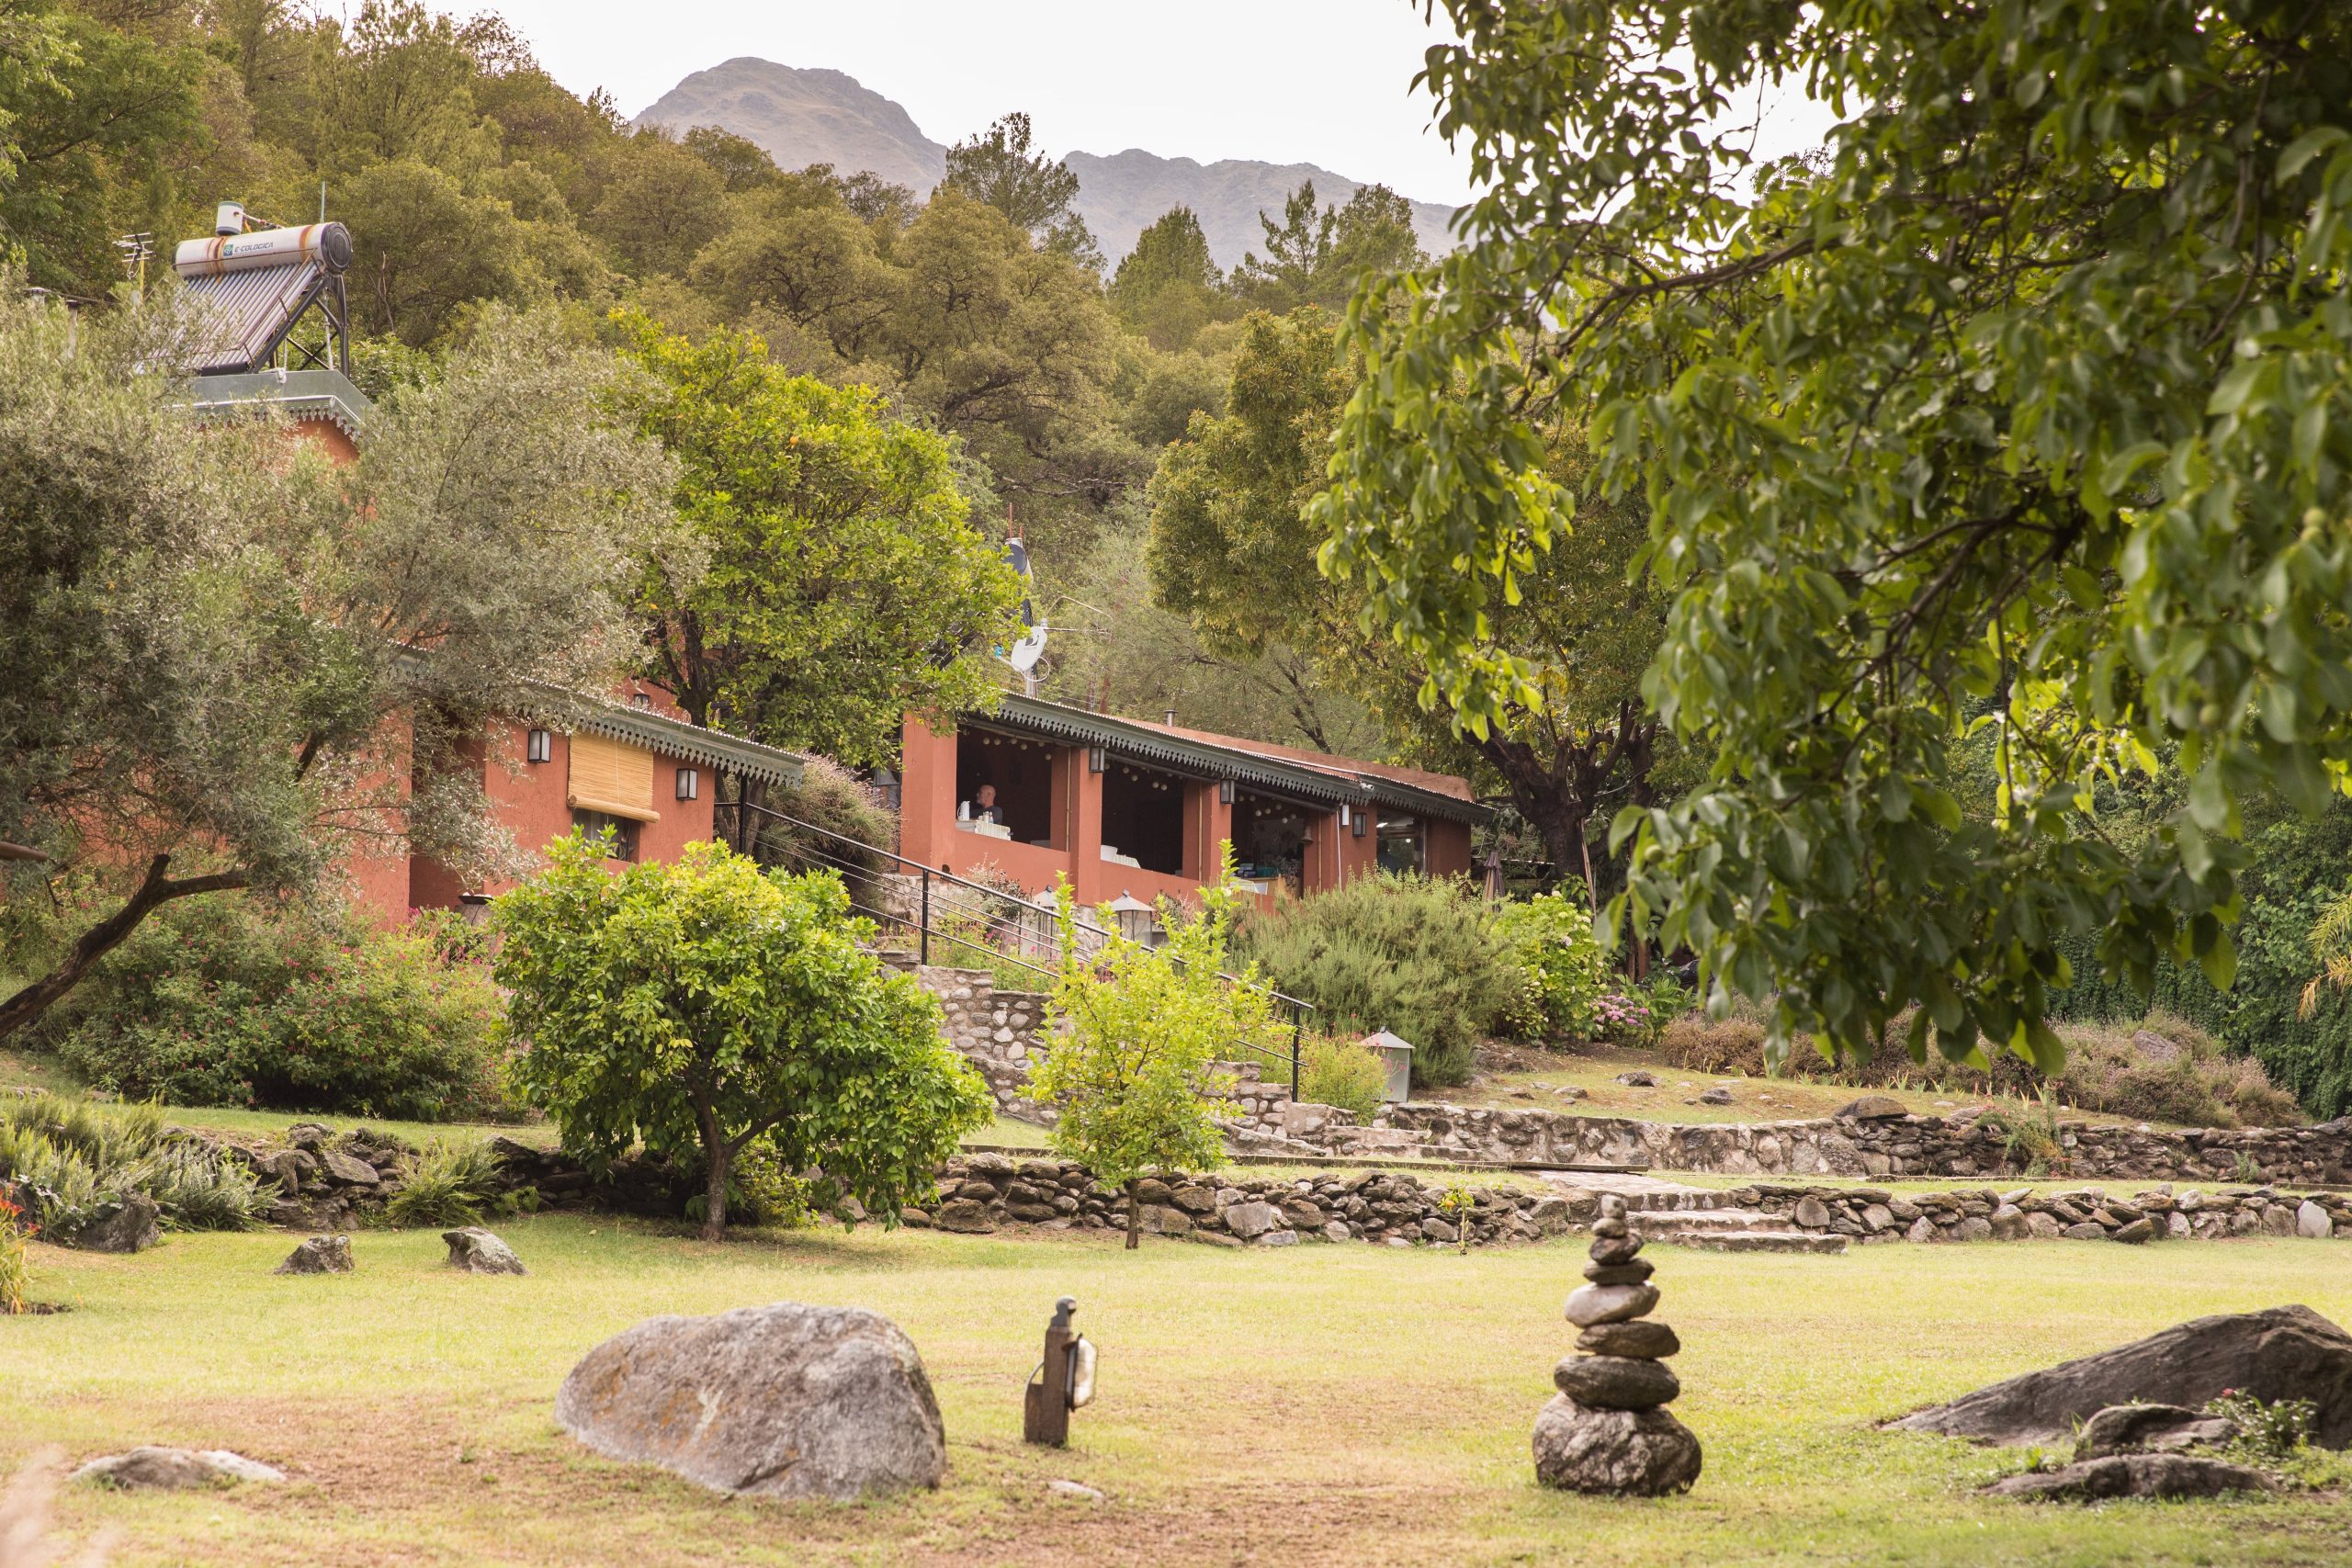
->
[572,808,640,862]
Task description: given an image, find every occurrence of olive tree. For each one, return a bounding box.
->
[494,835,991,1240]
[1315,0,2352,1071]
[0,298,673,1040]
[1024,856,1289,1247]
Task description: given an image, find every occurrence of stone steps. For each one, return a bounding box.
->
[1669,1230,1850,1255]
[1634,1206,1851,1255]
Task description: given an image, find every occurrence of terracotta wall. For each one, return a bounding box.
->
[1425,819,1475,880]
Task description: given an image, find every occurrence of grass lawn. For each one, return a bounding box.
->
[1449,1043,2170,1130]
[6,1222,2348,1566]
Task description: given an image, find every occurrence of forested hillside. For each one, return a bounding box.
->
[0,0,1437,750]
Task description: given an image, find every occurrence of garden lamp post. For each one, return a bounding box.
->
[1023,1295,1098,1447]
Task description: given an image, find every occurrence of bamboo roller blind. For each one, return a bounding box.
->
[568,732,661,823]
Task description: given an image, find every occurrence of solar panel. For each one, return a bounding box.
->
[173,260,328,373]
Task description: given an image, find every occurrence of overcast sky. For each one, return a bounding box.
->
[474,0,1480,204]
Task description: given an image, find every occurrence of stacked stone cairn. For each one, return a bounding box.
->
[1532,1193,1702,1495]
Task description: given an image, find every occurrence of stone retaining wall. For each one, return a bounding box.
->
[906,1152,1584,1247]
[1346,1102,2352,1186]
[907,964,1295,1140]
[1737,1180,2352,1244]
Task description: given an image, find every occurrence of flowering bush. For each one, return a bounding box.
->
[0,1191,33,1314]
[1593,990,1662,1048]
[40,898,506,1121]
[1494,889,1612,1041]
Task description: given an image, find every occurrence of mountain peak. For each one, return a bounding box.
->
[635,59,1454,268]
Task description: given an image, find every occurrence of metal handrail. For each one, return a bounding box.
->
[729,798,1311,1094]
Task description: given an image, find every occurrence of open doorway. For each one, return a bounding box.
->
[1232,791,1312,897]
[956,727,1057,846]
[1100,761,1184,875]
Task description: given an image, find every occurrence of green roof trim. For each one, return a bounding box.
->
[973,694,1490,827]
[570,699,805,788]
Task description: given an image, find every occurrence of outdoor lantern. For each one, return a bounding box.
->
[1352,807,1368,838]
[1023,1296,1097,1447]
[1340,803,1351,829]
[526,728,551,764]
[1361,1030,1417,1103]
[1218,778,1236,804]
[1106,892,1155,945]
[1088,746,1107,773]
[675,767,699,801]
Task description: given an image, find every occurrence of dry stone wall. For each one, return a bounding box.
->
[1346,1102,2352,1186]
[1738,1180,2352,1244]
[909,1152,1586,1247]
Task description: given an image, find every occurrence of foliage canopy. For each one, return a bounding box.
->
[495,835,990,1240]
[1316,0,2352,1070]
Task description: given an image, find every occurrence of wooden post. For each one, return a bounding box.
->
[1023,1296,1076,1447]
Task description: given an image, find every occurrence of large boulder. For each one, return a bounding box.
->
[273,1235,354,1275]
[72,1447,285,1489]
[556,1303,947,1500]
[442,1227,526,1275]
[1532,1395,1702,1495]
[1986,1453,2277,1502]
[73,1195,159,1254]
[1891,1305,2352,1448]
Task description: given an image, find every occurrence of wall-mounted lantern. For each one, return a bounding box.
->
[1087,746,1107,774]
[1352,806,1368,838]
[676,767,699,802]
[1023,1295,1097,1448]
[526,728,552,764]
[1218,779,1237,805]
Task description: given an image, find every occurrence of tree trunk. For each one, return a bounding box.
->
[701,1140,731,1243]
[694,1091,730,1242]
[1124,1177,1142,1250]
[0,856,247,1042]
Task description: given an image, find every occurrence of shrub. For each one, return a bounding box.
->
[1593,989,1662,1048]
[0,1092,263,1240]
[496,834,990,1239]
[1298,1033,1386,1120]
[1657,1015,1769,1075]
[753,755,899,883]
[2205,1392,2316,1461]
[384,1137,515,1228]
[1494,890,1611,1041]
[39,897,507,1122]
[1026,859,1283,1248]
[1235,873,1518,1087]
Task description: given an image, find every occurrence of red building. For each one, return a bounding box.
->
[900,694,1487,908]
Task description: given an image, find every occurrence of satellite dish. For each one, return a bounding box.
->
[1008,620,1049,671]
[999,537,1048,673]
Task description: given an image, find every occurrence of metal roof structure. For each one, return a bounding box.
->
[183,367,372,441]
[967,694,1491,826]
[561,694,807,788]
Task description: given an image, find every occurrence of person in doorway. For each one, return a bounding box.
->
[964,782,1004,825]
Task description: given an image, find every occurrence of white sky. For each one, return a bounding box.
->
[473,0,1481,204]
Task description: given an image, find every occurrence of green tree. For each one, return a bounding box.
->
[939,110,1097,265]
[1152,310,1668,882]
[1314,0,2352,1070]
[611,310,1026,763]
[1110,206,1232,350]
[681,124,781,194]
[585,130,729,276]
[1025,861,1283,1247]
[0,300,672,1040]
[0,3,201,294]
[336,157,542,343]
[1230,181,1424,314]
[494,835,990,1240]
